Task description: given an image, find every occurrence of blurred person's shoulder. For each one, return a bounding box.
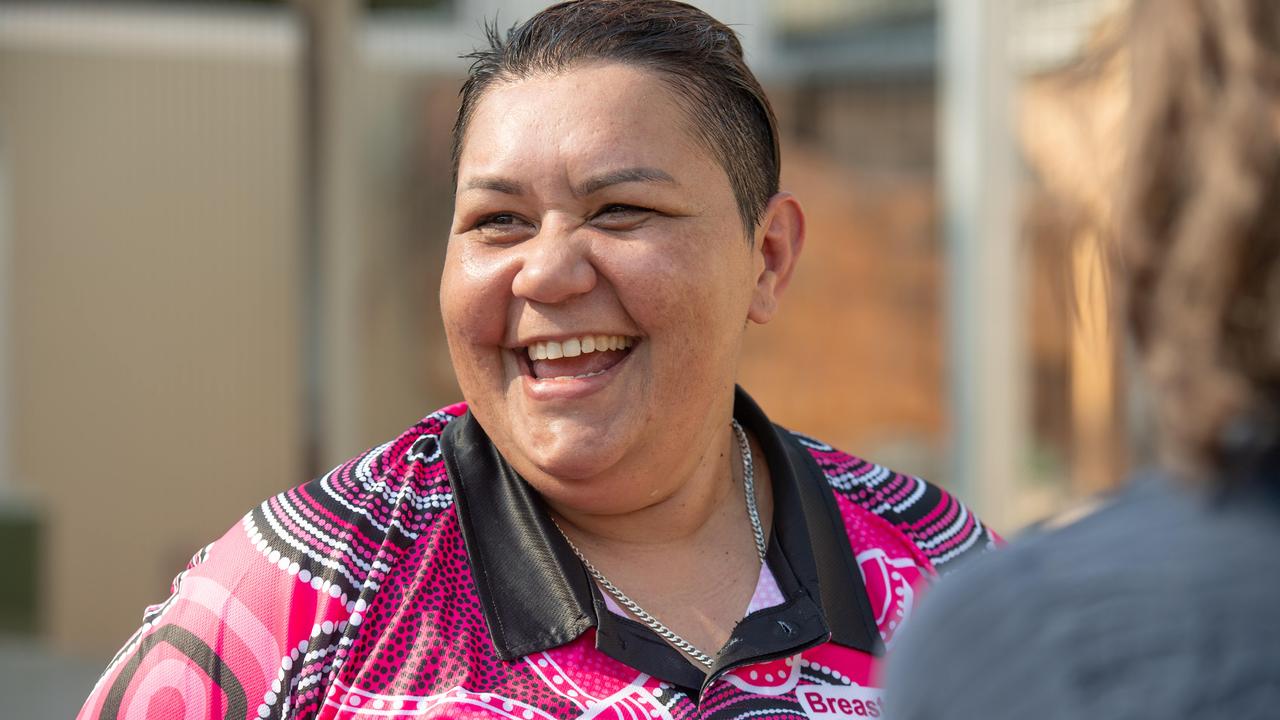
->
[882,470,1280,720]
[949,469,1280,595]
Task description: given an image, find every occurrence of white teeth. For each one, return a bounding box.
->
[552,368,609,381]
[524,334,635,362]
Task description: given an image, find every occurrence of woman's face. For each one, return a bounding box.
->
[441,63,778,511]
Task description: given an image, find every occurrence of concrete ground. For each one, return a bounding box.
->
[0,636,103,719]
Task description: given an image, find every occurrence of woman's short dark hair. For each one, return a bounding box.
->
[451,0,781,236]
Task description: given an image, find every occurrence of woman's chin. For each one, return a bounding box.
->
[502,425,637,489]
[519,433,627,483]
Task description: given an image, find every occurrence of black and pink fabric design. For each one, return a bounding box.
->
[78,402,997,720]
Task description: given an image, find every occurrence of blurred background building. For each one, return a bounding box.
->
[0,0,1131,714]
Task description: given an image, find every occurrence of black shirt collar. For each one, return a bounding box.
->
[442,387,883,691]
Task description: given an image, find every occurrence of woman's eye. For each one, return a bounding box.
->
[477,213,520,228]
[472,213,533,241]
[593,204,652,228]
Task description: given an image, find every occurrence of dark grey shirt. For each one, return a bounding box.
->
[883,471,1280,719]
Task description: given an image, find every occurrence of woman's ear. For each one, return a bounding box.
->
[748,192,806,325]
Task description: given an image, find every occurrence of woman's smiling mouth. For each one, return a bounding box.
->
[520,334,637,381]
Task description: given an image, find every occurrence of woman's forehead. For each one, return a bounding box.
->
[456,64,719,185]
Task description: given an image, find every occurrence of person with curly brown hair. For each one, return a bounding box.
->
[884,0,1280,716]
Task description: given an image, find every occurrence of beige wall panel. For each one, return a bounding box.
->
[1,47,301,659]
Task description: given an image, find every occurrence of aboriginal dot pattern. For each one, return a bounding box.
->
[79,404,993,720]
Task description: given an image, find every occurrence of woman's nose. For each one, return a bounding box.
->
[510,224,597,304]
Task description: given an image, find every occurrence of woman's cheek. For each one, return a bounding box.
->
[441,243,515,347]
[609,240,692,311]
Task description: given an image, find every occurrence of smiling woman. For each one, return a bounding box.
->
[77,2,998,719]
[443,62,776,499]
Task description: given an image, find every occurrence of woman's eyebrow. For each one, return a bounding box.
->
[461,176,525,195]
[573,167,676,196]
[460,168,676,197]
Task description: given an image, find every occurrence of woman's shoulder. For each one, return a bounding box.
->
[192,401,469,599]
[277,402,470,550]
[79,403,472,720]
[785,429,999,575]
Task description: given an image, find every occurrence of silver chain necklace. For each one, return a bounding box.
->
[553,419,766,670]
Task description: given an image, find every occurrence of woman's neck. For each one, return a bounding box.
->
[544,422,775,660]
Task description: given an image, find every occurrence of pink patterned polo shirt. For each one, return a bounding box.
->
[78,388,997,720]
